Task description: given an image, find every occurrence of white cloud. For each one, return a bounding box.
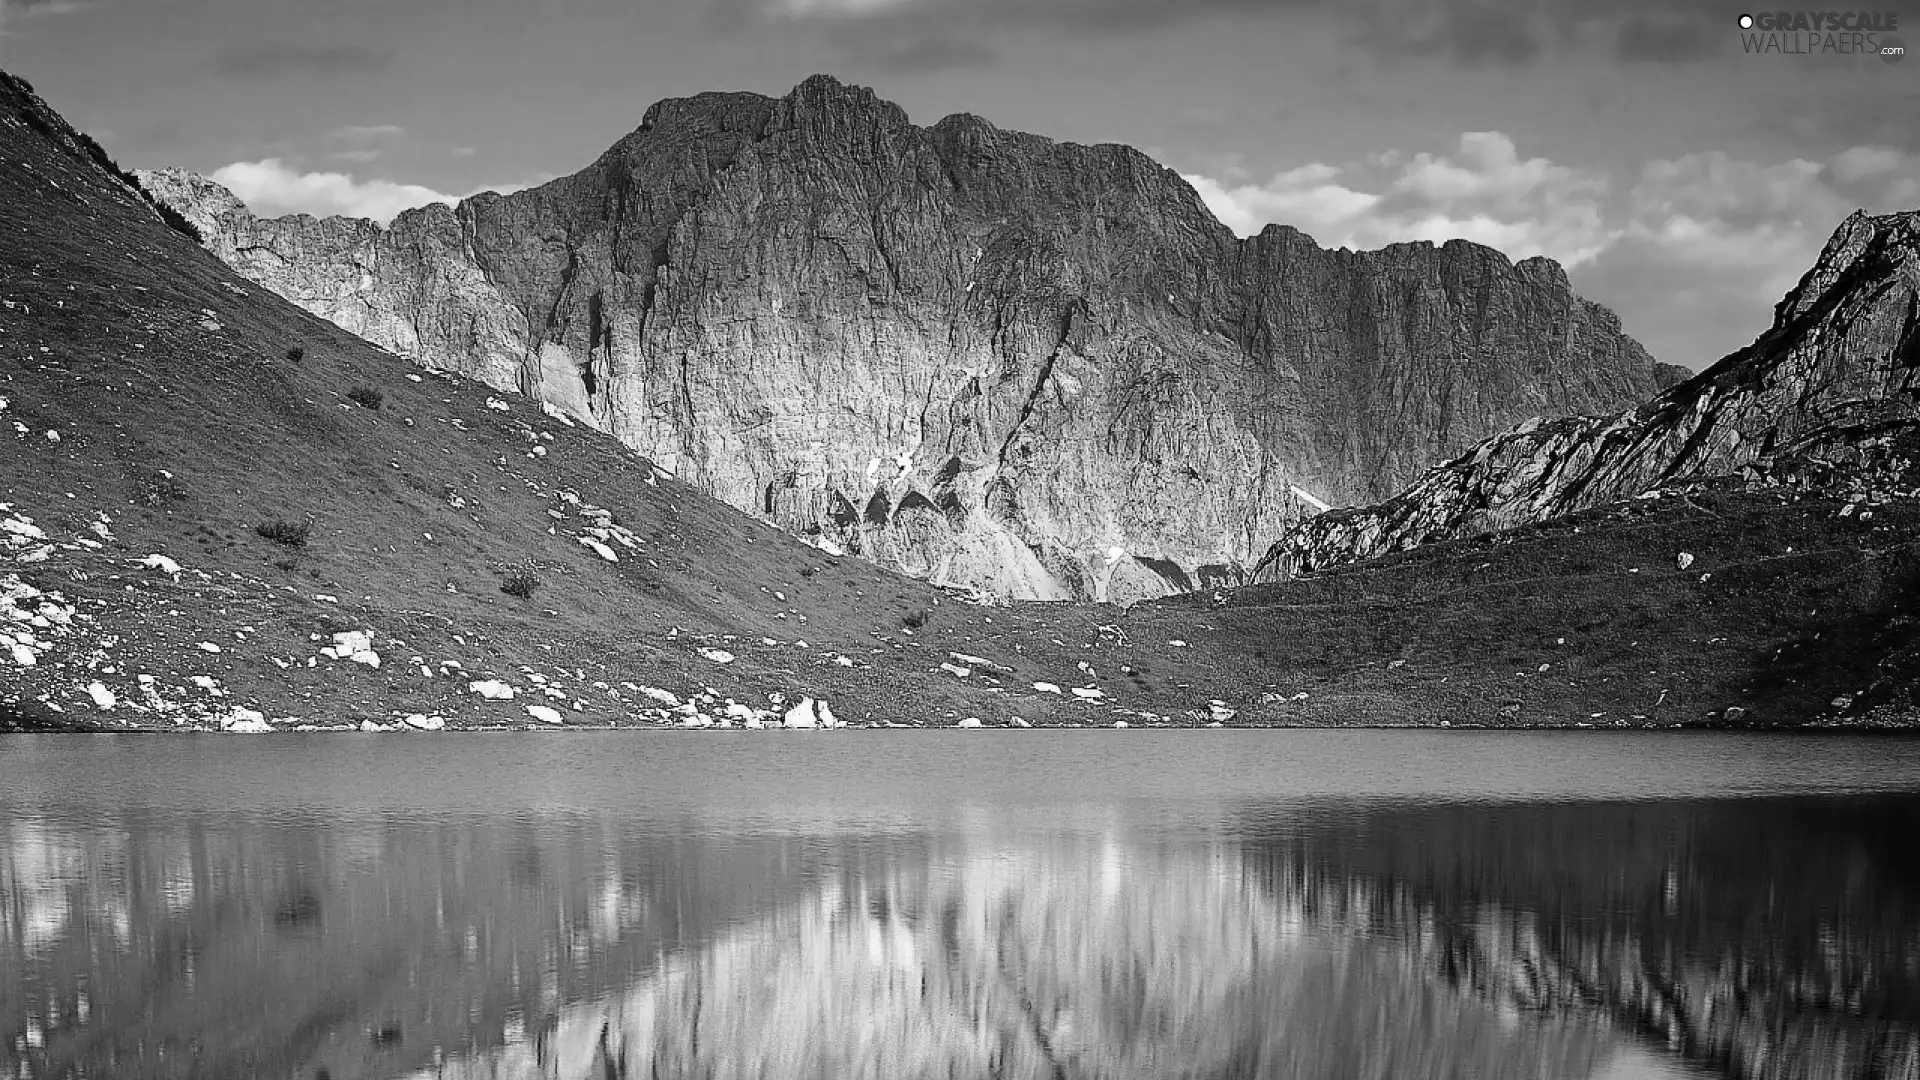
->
[1571,145,1920,368]
[328,124,405,143]
[209,159,460,224]
[1826,145,1920,209]
[769,0,920,15]
[2,0,89,18]
[1185,164,1381,238]
[1183,131,1615,267]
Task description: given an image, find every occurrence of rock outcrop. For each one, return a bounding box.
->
[1253,209,1920,580]
[140,75,1677,601]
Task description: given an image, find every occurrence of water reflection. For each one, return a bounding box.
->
[2,734,1918,1080]
[413,840,1621,1080]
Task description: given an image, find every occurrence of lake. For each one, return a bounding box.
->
[3,732,1918,1080]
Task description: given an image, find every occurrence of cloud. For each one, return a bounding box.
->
[748,0,1329,51]
[1573,145,1920,367]
[1614,17,1720,62]
[752,0,1741,67]
[1757,89,1920,156]
[5,0,88,15]
[1356,2,1545,66]
[329,124,406,143]
[211,44,391,79]
[1184,131,1614,267]
[208,159,460,224]
[769,0,925,15]
[0,0,86,40]
[328,149,384,164]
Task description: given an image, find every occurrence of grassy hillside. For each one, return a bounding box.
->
[0,70,1915,731]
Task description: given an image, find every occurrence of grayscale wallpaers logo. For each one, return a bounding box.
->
[1737,11,1904,60]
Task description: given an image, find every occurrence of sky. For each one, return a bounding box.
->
[5,0,1919,370]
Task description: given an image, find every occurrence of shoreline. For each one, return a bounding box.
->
[6,714,1917,735]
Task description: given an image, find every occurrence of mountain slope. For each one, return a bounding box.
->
[138,75,1679,602]
[4,71,1911,731]
[0,70,1208,732]
[1256,209,1920,580]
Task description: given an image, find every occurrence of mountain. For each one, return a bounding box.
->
[1255,209,1920,580]
[6,69,1910,731]
[0,67,1249,733]
[138,74,1680,602]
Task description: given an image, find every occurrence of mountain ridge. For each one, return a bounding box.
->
[1254,207,1920,580]
[139,73,1681,602]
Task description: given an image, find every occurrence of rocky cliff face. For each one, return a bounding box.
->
[140,75,1676,602]
[1255,210,1920,580]
[1254,210,1920,580]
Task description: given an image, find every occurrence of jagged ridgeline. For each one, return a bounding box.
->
[138,75,1681,602]
[1257,208,1920,580]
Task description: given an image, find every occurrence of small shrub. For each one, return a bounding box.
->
[126,466,188,506]
[255,519,311,548]
[346,386,382,410]
[285,346,305,362]
[148,198,204,245]
[902,607,930,630]
[500,570,540,599]
[75,131,117,175]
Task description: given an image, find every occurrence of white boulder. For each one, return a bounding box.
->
[783,697,841,729]
[221,708,271,733]
[331,630,373,655]
[783,699,818,728]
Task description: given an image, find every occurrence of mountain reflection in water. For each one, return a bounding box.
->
[2,733,1918,1080]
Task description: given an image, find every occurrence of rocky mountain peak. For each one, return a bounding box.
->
[140,76,1675,602]
[1256,207,1920,580]
[136,166,249,236]
[778,72,909,128]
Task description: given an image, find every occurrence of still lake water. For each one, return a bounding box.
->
[3,732,1919,1080]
